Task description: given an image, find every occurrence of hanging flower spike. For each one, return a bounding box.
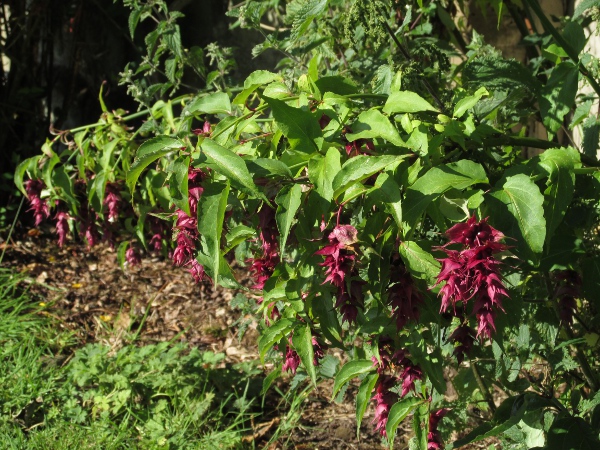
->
[248,205,280,293]
[372,375,399,437]
[103,183,121,223]
[125,244,141,267]
[172,230,195,266]
[188,259,209,283]
[315,225,358,290]
[387,261,423,331]
[282,336,301,374]
[312,336,326,366]
[24,179,50,226]
[54,210,71,247]
[435,216,509,340]
[427,408,449,450]
[448,322,476,364]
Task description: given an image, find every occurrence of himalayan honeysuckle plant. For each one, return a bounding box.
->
[14,0,600,448]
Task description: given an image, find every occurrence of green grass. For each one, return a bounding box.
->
[0,269,263,449]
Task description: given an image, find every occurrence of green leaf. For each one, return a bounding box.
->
[315,76,358,95]
[332,360,375,400]
[246,158,292,179]
[399,241,440,284]
[386,397,424,446]
[292,324,317,387]
[453,87,488,118]
[374,173,403,228]
[233,70,283,105]
[264,96,322,152]
[184,91,232,115]
[127,137,183,192]
[412,402,429,450]
[574,0,600,18]
[537,147,579,245]
[487,174,546,264]
[403,160,488,233]
[308,148,341,203]
[545,417,600,450]
[128,8,143,38]
[197,182,230,286]
[356,373,379,438]
[311,291,343,347]
[14,157,39,196]
[201,138,263,199]
[225,225,255,251]
[540,62,579,137]
[346,109,406,147]
[276,184,303,257]
[332,155,405,199]
[117,241,129,270]
[383,91,437,114]
[582,117,600,160]
[167,156,190,216]
[258,319,294,363]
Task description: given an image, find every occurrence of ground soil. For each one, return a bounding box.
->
[1,228,495,449]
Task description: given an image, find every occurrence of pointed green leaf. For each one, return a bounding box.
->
[399,241,440,284]
[167,155,190,216]
[383,91,437,114]
[308,147,341,202]
[264,96,322,152]
[374,173,403,228]
[332,360,376,400]
[292,324,317,387]
[197,182,230,286]
[201,138,263,199]
[332,155,406,199]
[233,70,283,105]
[184,91,232,115]
[487,174,546,264]
[540,62,579,136]
[276,184,303,257]
[386,397,424,446]
[314,76,358,95]
[127,136,183,192]
[311,291,343,347]
[346,109,406,147]
[356,373,379,438]
[258,319,294,363]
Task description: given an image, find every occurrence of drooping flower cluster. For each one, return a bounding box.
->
[447,322,476,364]
[341,126,375,157]
[24,179,50,226]
[54,210,71,247]
[427,408,449,450]
[371,337,423,436]
[552,269,582,326]
[315,225,364,323]
[103,183,122,223]
[125,244,141,267]
[281,334,325,375]
[248,206,279,291]
[436,216,509,341]
[171,168,209,283]
[387,254,423,331]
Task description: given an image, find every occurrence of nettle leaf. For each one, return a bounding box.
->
[184,91,232,116]
[200,138,264,200]
[403,160,488,233]
[332,155,405,199]
[383,91,437,114]
[399,241,440,284]
[386,397,424,446]
[537,148,579,245]
[127,136,183,192]
[546,416,600,450]
[486,174,546,265]
[346,109,406,147]
[332,360,376,400]
[308,147,341,203]
[356,373,379,438]
[292,324,317,387]
[275,183,303,257]
[264,96,322,152]
[540,62,579,137]
[233,70,283,105]
[197,181,230,286]
[258,319,294,363]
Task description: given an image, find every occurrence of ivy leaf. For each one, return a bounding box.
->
[332,360,375,400]
[386,397,424,446]
[264,96,322,152]
[356,373,379,438]
[383,91,437,114]
[197,182,229,286]
[127,136,183,192]
[539,62,579,137]
[201,138,265,200]
[486,174,546,265]
[332,155,405,199]
[292,324,317,387]
[346,109,406,147]
[276,184,303,258]
[537,147,579,245]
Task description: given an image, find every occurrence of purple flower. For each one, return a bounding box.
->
[248,206,279,292]
[79,209,99,249]
[188,259,209,283]
[24,179,50,226]
[387,259,423,331]
[172,230,195,266]
[125,245,141,267]
[103,183,121,223]
[334,279,364,324]
[54,210,71,247]
[427,408,449,450]
[372,376,399,437]
[282,341,301,374]
[435,216,509,340]
[448,323,476,364]
[192,121,212,137]
[312,336,326,366]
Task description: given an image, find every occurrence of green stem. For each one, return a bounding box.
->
[0,197,24,266]
[68,108,152,134]
[471,362,497,414]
